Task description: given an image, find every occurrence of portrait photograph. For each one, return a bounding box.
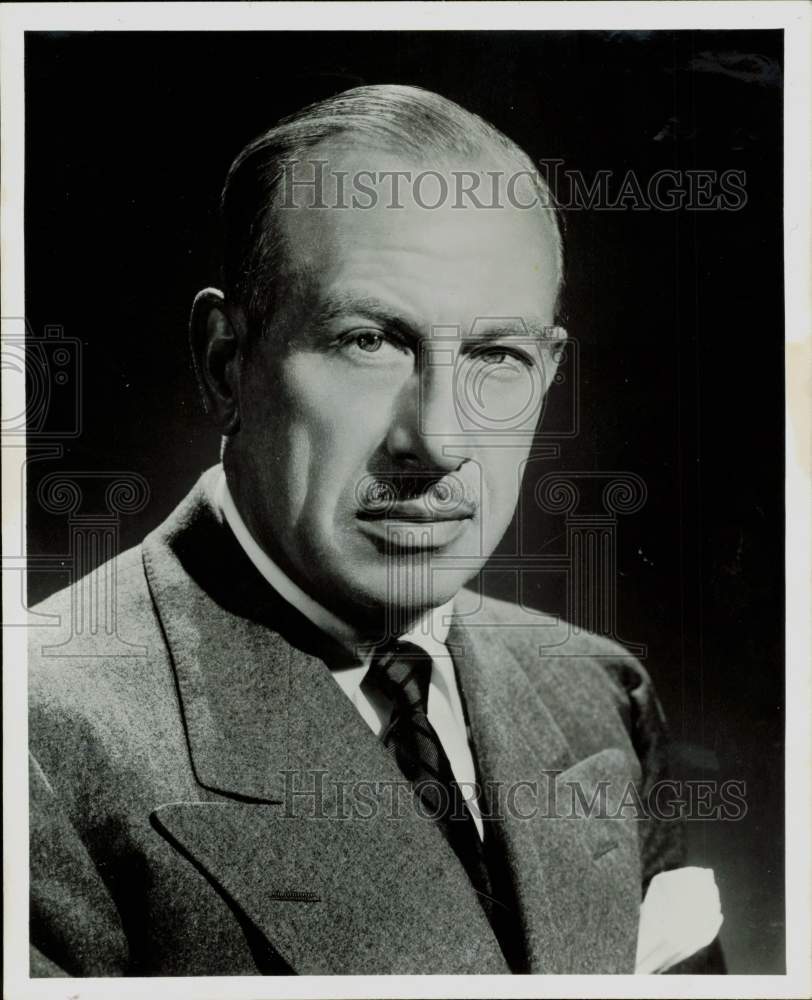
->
[2,3,810,999]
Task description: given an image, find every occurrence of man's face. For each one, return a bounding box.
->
[226,148,561,629]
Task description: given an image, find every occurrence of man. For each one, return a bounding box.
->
[28,84,722,976]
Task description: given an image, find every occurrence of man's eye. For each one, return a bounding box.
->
[338,329,410,360]
[468,346,534,372]
[480,349,511,364]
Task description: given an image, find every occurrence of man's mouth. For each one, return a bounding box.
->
[355,477,477,550]
[356,496,476,523]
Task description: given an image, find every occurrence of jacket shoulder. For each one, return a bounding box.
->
[28,543,179,778]
[458,587,647,666]
[455,588,657,722]
[28,543,159,667]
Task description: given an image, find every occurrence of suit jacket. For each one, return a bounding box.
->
[29,467,696,977]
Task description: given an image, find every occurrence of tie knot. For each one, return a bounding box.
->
[366,640,432,715]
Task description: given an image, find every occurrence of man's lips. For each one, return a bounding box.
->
[356,497,476,522]
[356,503,473,551]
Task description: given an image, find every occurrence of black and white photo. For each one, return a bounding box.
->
[2,4,809,998]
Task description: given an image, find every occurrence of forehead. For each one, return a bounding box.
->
[275,144,560,328]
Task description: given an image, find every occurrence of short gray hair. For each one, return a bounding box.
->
[220,84,563,336]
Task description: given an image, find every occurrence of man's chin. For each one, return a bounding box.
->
[321,556,483,632]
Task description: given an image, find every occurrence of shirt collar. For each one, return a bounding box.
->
[215,469,453,660]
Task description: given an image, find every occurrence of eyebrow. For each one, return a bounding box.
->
[311,293,552,342]
[311,294,419,339]
[467,319,552,341]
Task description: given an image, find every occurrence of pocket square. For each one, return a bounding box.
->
[635,866,723,974]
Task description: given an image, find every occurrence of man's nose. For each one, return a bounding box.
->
[385,364,463,473]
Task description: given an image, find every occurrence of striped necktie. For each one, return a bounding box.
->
[365,640,494,907]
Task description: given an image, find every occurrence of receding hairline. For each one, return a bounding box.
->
[273,136,563,281]
[221,84,564,329]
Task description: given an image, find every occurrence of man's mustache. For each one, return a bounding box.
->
[356,471,478,519]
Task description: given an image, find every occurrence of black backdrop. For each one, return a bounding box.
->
[25,30,784,973]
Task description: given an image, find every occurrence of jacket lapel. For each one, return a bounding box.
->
[448,615,641,973]
[142,473,508,974]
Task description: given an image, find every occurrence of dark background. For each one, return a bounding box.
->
[25,31,784,973]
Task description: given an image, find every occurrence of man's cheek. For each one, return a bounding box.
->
[482,459,522,524]
[288,422,365,526]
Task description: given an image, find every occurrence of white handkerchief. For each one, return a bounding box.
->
[635,866,723,974]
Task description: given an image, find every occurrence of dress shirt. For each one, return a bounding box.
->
[216,470,484,837]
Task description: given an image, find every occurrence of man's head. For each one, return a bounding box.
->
[192,84,565,634]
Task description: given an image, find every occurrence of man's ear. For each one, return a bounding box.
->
[189,288,244,435]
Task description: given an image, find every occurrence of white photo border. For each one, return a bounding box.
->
[3,3,810,999]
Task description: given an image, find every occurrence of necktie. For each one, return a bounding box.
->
[365,640,494,909]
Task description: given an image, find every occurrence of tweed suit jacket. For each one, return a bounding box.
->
[29,467,690,977]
